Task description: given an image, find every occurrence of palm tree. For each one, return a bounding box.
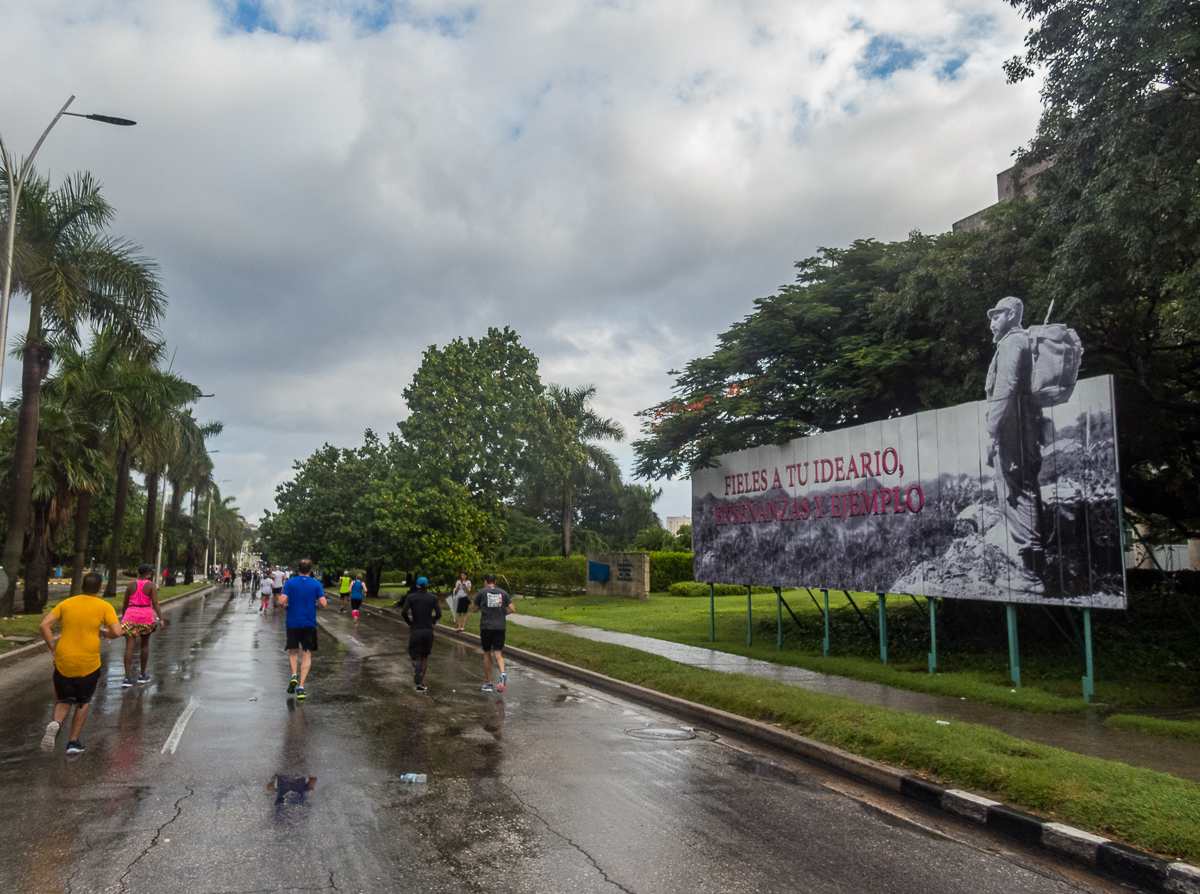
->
[0,169,165,615]
[163,411,221,585]
[546,385,625,557]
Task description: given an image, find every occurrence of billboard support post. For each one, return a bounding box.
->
[877,594,888,664]
[746,585,753,646]
[775,587,782,651]
[708,583,715,642]
[1006,603,1022,688]
[823,589,830,657]
[1082,608,1095,702]
[928,598,938,674]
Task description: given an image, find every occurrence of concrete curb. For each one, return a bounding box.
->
[0,583,218,671]
[360,604,1198,894]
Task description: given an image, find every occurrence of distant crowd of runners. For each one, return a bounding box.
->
[36,556,515,755]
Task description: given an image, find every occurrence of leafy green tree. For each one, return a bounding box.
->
[0,170,165,614]
[633,206,1054,481]
[370,473,489,586]
[261,431,401,596]
[400,327,561,506]
[1005,0,1200,531]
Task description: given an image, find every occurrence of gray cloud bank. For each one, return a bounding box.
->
[0,0,1040,522]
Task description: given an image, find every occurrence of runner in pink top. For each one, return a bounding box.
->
[121,564,166,687]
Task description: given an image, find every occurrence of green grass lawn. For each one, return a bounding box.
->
[0,581,213,652]
[509,590,1200,722]
[499,622,1200,863]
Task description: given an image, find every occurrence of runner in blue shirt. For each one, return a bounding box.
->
[279,558,327,701]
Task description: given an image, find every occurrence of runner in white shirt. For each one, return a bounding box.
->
[271,568,285,610]
[260,571,273,613]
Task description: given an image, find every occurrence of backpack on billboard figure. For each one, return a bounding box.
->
[1027,300,1083,407]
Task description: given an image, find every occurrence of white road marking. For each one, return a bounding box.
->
[348,636,364,647]
[161,697,200,754]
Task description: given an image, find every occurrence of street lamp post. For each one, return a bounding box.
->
[0,95,136,399]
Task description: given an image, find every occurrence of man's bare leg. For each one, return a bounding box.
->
[69,704,89,740]
[483,651,493,685]
[298,650,313,688]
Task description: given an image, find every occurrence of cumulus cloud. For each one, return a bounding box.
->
[0,0,1040,521]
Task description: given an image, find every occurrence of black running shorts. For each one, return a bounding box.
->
[350,598,363,611]
[53,668,102,704]
[408,628,434,659]
[479,629,505,653]
[286,627,319,652]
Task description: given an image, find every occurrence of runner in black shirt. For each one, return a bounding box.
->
[401,577,442,691]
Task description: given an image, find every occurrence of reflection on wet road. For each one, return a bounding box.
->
[0,589,1112,893]
[510,614,1200,783]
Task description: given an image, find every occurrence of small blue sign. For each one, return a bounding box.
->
[588,561,610,583]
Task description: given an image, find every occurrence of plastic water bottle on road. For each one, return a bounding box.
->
[400,773,427,784]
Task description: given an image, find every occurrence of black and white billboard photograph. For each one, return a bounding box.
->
[693,302,1125,608]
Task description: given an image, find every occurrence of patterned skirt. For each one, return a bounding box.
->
[121,621,158,636]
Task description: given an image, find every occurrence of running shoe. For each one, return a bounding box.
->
[287,675,298,694]
[65,740,85,755]
[481,683,494,693]
[296,687,306,701]
[137,674,149,685]
[122,678,134,688]
[416,684,427,692]
[41,721,60,751]
[497,672,507,692]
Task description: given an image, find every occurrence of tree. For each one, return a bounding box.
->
[0,170,165,614]
[543,385,624,557]
[260,432,401,597]
[400,327,561,506]
[1005,0,1200,533]
[632,204,1055,482]
[370,473,490,586]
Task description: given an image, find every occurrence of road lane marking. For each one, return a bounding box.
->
[162,697,200,754]
[349,636,364,647]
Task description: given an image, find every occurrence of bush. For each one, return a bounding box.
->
[647,552,694,592]
[668,582,774,597]
[489,556,587,597]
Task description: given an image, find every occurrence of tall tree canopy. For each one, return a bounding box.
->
[1005,0,1200,529]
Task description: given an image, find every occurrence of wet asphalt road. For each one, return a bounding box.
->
[0,588,1120,894]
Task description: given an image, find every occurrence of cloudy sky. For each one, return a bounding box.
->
[0,0,1041,523]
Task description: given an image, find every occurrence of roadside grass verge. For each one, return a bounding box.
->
[1105,714,1200,742]
[0,581,212,652]
[514,590,1200,716]
[502,622,1200,863]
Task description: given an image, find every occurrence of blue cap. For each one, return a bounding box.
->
[416,577,428,587]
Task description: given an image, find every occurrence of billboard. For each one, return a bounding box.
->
[692,375,1125,608]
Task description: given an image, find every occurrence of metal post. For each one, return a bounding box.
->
[928,597,938,674]
[154,463,169,586]
[708,583,714,642]
[746,585,753,647]
[203,490,212,580]
[1006,602,1021,688]
[775,587,782,651]
[877,592,887,664]
[1082,608,1095,702]
[823,588,830,657]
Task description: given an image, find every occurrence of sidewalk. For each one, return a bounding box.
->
[509,614,1200,784]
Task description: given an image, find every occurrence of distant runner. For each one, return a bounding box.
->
[120,564,167,686]
[401,577,441,691]
[350,574,365,620]
[271,566,285,609]
[451,571,472,632]
[338,571,352,614]
[279,558,326,701]
[472,573,514,692]
[38,571,122,755]
[259,570,273,613]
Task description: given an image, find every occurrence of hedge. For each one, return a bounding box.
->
[668,582,776,598]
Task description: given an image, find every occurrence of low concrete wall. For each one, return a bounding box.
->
[585,552,649,600]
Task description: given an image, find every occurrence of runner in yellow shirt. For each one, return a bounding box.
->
[338,571,352,614]
[38,571,122,755]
